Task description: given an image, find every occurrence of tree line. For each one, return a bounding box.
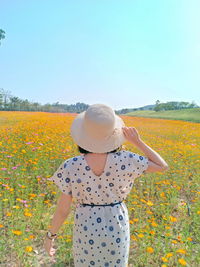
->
[153,100,198,111]
[0,88,199,114]
[0,88,90,113]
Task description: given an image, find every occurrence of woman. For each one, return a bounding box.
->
[43,103,169,266]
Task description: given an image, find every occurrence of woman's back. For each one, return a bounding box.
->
[48,149,149,266]
[48,150,149,205]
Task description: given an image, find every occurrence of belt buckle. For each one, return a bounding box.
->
[91,203,94,207]
[110,203,114,207]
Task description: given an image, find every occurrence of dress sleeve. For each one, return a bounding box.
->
[125,150,149,179]
[47,159,72,196]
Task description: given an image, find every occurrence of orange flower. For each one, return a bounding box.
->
[25,246,33,252]
[12,230,22,235]
[176,249,186,254]
[161,257,168,262]
[178,258,187,266]
[169,216,177,222]
[146,200,154,206]
[166,252,173,258]
[146,247,154,253]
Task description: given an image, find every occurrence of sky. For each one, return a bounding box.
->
[0,0,200,110]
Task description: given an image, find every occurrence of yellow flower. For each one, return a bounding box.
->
[138,233,144,238]
[178,258,187,266]
[13,205,20,209]
[165,233,171,236]
[0,224,4,228]
[131,235,137,241]
[161,265,167,267]
[176,249,186,254]
[12,230,22,235]
[149,230,155,235]
[146,200,154,206]
[25,246,33,252]
[166,252,173,258]
[169,216,177,222]
[151,221,158,227]
[160,192,166,197]
[161,257,168,262]
[6,212,12,216]
[197,211,200,214]
[146,247,154,253]
[146,210,153,214]
[24,212,33,217]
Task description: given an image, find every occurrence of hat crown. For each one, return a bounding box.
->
[70,103,125,153]
[84,104,115,138]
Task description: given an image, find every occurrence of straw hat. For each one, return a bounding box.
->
[70,103,126,153]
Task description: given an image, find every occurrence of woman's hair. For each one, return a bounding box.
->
[77,145,122,154]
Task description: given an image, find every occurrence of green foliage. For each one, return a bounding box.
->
[126,108,200,123]
[0,29,5,45]
[154,101,198,112]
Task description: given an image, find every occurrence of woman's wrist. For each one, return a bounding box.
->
[46,230,57,240]
[131,138,144,148]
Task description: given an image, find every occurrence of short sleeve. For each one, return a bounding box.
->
[47,159,72,196]
[125,150,149,178]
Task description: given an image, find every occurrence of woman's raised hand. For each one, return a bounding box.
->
[122,126,142,145]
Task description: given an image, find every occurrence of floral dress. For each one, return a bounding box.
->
[48,150,149,267]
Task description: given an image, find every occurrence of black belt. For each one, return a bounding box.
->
[80,201,123,207]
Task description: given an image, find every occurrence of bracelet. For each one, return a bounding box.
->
[46,230,57,240]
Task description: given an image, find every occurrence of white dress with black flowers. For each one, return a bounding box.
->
[48,150,149,267]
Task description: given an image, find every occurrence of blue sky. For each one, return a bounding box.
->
[0,0,200,109]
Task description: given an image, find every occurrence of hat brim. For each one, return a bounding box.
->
[70,111,126,153]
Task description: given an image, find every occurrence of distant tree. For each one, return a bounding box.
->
[0,29,5,45]
[154,100,161,111]
[9,96,21,110]
[0,88,4,109]
[153,101,199,112]
[0,88,12,110]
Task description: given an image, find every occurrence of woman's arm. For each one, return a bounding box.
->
[122,126,169,172]
[43,194,73,257]
[49,193,73,234]
[134,139,169,169]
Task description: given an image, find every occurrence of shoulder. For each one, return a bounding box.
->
[116,150,147,166]
[121,150,145,160]
[114,150,137,158]
[63,155,82,167]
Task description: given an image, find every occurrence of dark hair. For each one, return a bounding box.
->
[77,145,122,154]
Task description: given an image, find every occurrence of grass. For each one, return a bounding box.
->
[125,108,200,123]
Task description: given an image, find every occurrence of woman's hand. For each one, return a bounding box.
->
[43,237,56,260]
[122,126,142,145]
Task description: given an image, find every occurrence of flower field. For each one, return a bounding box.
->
[0,111,199,266]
